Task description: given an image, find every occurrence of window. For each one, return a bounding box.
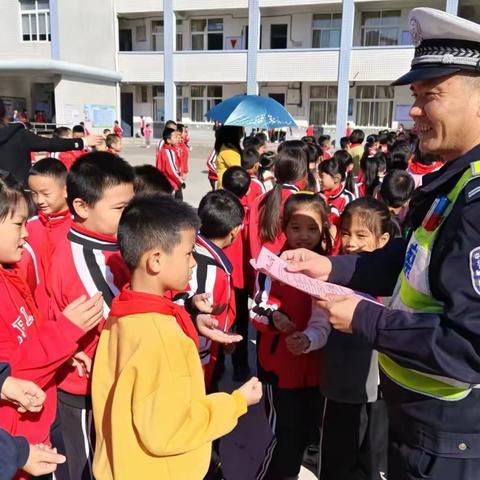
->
[176,19,183,51]
[191,85,223,122]
[152,20,164,51]
[141,86,148,103]
[361,10,401,46]
[176,85,183,122]
[191,18,224,51]
[270,24,287,49]
[136,25,146,42]
[312,14,341,48]
[20,0,50,42]
[309,86,337,126]
[355,85,394,127]
[152,85,165,122]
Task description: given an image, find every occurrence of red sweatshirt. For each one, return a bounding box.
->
[178,141,189,175]
[322,183,355,219]
[47,224,130,396]
[48,150,86,171]
[0,267,83,444]
[248,183,300,260]
[245,174,265,207]
[156,143,183,191]
[206,149,218,182]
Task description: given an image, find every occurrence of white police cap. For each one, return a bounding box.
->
[392,7,480,86]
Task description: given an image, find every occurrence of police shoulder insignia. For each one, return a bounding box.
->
[465,177,480,204]
[470,247,480,296]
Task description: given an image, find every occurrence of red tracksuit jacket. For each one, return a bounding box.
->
[178,141,189,175]
[206,149,218,182]
[0,267,83,444]
[47,224,130,396]
[176,234,235,388]
[250,264,323,389]
[17,210,72,313]
[248,183,300,260]
[245,174,266,207]
[48,149,90,170]
[156,143,183,191]
[322,183,355,219]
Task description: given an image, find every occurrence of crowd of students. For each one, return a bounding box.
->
[0,116,445,480]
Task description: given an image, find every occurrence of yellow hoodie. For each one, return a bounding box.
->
[92,288,247,480]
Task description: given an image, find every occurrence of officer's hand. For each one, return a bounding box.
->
[317,295,362,333]
[22,444,66,476]
[280,249,332,281]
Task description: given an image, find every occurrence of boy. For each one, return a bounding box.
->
[48,127,84,170]
[106,133,122,155]
[348,129,365,175]
[113,120,123,138]
[20,158,72,309]
[177,123,189,187]
[134,164,174,196]
[156,128,184,200]
[241,148,266,206]
[47,152,134,480]
[92,194,262,480]
[222,167,252,381]
[156,119,177,153]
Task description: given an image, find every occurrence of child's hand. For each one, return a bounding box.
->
[63,292,104,332]
[196,314,242,344]
[272,311,296,334]
[191,293,213,314]
[285,332,310,355]
[69,351,92,378]
[237,377,263,406]
[22,444,66,476]
[0,377,46,413]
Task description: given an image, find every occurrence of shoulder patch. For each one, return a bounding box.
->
[470,247,480,296]
[465,177,480,204]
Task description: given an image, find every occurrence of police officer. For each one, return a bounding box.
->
[282,8,480,480]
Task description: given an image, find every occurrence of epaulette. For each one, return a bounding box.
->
[465,161,480,203]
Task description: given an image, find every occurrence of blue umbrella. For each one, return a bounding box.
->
[205,95,297,129]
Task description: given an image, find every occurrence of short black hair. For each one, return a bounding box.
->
[350,129,365,145]
[222,166,251,198]
[67,152,134,211]
[118,194,200,270]
[53,127,71,138]
[176,123,185,133]
[103,128,111,135]
[134,165,174,195]
[163,127,176,142]
[340,136,350,149]
[0,170,29,223]
[241,148,260,170]
[198,189,244,239]
[106,134,120,148]
[380,170,415,208]
[72,125,85,135]
[165,120,177,129]
[243,135,266,152]
[29,157,67,183]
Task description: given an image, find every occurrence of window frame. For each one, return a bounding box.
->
[190,18,224,51]
[355,85,394,127]
[309,85,338,127]
[312,13,342,49]
[20,0,51,43]
[360,10,401,47]
[190,85,223,122]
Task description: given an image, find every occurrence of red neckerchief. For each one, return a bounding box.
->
[38,209,71,228]
[408,160,444,175]
[110,286,199,348]
[71,223,117,244]
[322,183,344,200]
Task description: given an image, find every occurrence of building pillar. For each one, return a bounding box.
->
[49,0,60,59]
[335,0,354,141]
[445,0,459,15]
[247,0,261,95]
[163,0,176,121]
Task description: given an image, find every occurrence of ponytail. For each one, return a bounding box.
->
[259,183,284,242]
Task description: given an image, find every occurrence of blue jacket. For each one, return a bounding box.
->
[330,144,480,457]
[0,363,29,480]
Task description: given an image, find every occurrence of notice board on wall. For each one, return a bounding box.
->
[84,104,116,128]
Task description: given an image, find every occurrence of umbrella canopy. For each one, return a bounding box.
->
[205,95,297,129]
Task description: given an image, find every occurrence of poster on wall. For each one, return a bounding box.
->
[394,105,412,122]
[64,104,83,126]
[226,36,242,50]
[84,104,117,128]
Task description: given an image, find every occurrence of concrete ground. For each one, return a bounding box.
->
[121,134,318,480]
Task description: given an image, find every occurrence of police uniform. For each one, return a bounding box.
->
[327,8,480,480]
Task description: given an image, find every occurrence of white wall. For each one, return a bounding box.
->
[54,77,118,132]
[118,17,164,52]
[116,0,163,14]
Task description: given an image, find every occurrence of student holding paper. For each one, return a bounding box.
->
[251,194,333,480]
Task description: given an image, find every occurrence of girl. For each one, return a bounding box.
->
[258,151,275,192]
[320,197,396,480]
[306,142,323,193]
[318,157,355,220]
[359,152,388,197]
[0,171,103,474]
[333,149,358,198]
[252,194,333,480]
[214,125,244,187]
[248,141,308,260]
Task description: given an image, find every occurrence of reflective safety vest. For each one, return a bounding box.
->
[379,160,480,401]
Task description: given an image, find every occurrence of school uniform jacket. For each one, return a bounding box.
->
[323,183,355,218]
[248,183,300,260]
[47,224,130,396]
[178,141,189,175]
[0,267,84,444]
[206,149,218,182]
[251,260,328,389]
[156,143,183,191]
[245,174,266,207]
[48,149,89,170]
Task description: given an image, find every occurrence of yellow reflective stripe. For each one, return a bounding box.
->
[398,271,443,313]
[378,354,471,401]
[471,160,480,177]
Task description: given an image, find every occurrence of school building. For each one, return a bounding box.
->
[1,0,479,137]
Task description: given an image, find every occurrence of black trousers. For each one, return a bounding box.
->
[320,398,388,480]
[175,187,184,200]
[231,288,249,371]
[256,385,322,480]
[50,392,95,480]
[388,436,480,480]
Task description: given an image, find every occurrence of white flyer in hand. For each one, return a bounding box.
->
[250,247,356,300]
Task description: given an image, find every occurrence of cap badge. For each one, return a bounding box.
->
[410,18,423,47]
[441,53,456,64]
